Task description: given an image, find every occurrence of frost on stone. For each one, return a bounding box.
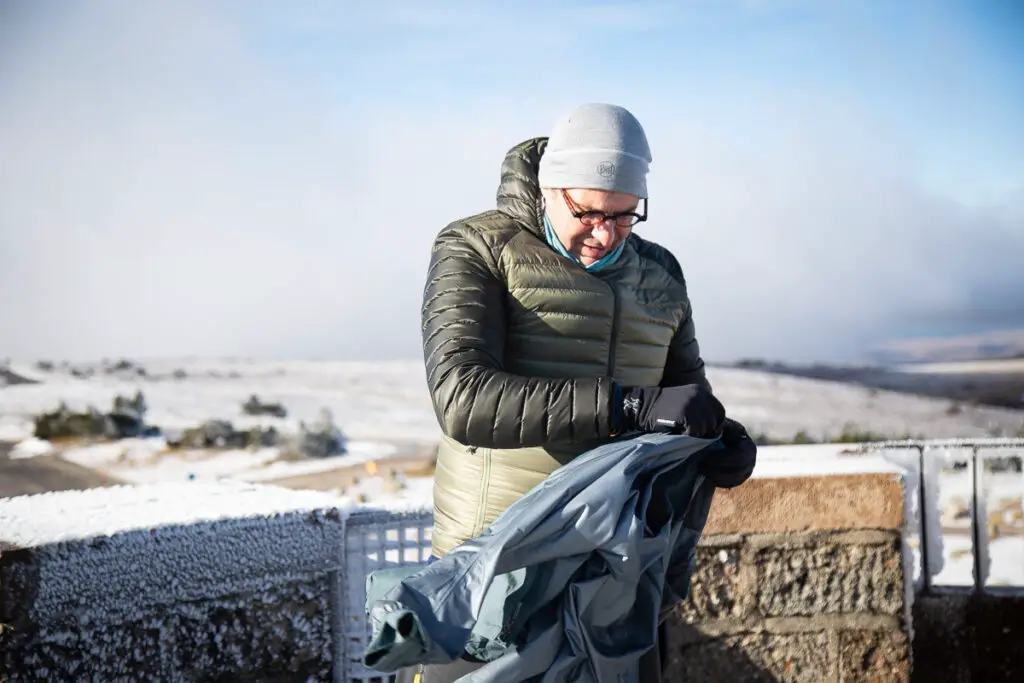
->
[871,447,923,590]
[4,573,335,681]
[865,445,925,647]
[0,480,351,549]
[0,483,351,621]
[0,482,352,681]
[0,487,434,680]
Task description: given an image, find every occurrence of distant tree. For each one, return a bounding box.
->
[791,430,817,444]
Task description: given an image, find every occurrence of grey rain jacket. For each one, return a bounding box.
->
[362,432,727,682]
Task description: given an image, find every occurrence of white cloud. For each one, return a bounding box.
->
[0,1,1020,365]
[639,91,1024,361]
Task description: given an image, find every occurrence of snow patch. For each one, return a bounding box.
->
[937,535,1024,587]
[8,436,54,459]
[234,440,397,483]
[2,357,1022,449]
[342,474,435,512]
[922,447,959,582]
[751,443,907,478]
[0,480,351,548]
[0,358,442,444]
[55,437,403,487]
[0,415,34,442]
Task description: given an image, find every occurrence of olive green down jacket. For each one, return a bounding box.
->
[421,137,710,557]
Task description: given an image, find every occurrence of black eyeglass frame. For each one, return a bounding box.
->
[560,189,648,228]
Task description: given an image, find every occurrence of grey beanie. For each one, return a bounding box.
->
[537,103,652,198]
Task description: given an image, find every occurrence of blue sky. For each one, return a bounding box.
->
[243,0,1024,203]
[1,0,1022,363]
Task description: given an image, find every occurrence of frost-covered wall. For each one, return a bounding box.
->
[15,447,1011,681]
[0,481,438,683]
[0,482,352,682]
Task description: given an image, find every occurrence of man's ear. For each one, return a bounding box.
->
[539,188,551,211]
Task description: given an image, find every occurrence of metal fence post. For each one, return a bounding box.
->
[918,444,931,594]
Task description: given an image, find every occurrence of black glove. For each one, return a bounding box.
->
[617,383,725,438]
[700,417,757,488]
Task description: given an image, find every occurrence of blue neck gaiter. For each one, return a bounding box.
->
[543,212,627,272]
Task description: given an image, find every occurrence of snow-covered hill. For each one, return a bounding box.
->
[1,357,1022,445]
[2,357,1021,589]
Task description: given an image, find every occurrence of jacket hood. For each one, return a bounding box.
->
[495,137,548,237]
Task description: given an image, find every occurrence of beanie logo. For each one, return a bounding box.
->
[597,161,616,179]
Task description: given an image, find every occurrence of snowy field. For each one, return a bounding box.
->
[2,356,1023,587]
[0,358,440,444]
[0,358,453,507]
[2,357,1022,445]
[895,358,1024,375]
[52,437,397,484]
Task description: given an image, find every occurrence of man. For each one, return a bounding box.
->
[413,103,755,682]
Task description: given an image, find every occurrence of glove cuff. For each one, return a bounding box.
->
[609,382,624,436]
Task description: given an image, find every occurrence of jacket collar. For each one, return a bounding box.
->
[495,137,548,238]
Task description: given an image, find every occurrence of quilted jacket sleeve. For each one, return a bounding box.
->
[656,251,712,393]
[421,222,617,449]
[660,297,712,392]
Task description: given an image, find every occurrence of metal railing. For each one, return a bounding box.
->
[334,438,1024,680]
[337,507,434,683]
[846,437,1024,594]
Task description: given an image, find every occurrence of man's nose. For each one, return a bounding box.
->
[590,222,615,247]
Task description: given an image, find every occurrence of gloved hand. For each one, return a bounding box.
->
[700,417,757,488]
[617,383,725,438]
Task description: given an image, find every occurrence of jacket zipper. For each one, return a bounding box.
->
[607,284,620,377]
[474,448,491,535]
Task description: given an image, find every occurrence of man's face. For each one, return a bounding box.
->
[545,188,644,267]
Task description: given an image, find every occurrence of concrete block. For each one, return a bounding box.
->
[664,630,832,683]
[0,484,348,681]
[706,474,905,535]
[0,577,333,682]
[757,540,904,617]
[838,629,910,683]
[679,545,745,620]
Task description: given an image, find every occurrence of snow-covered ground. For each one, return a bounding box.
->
[2,356,1023,586]
[707,366,1024,441]
[54,437,398,485]
[0,358,440,444]
[27,435,431,508]
[8,436,54,459]
[2,357,1022,445]
[895,358,1024,375]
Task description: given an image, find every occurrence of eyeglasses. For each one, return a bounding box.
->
[561,189,648,228]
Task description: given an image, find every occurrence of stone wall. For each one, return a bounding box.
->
[2,568,334,682]
[1,468,919,682]
[0,483,347,683]
[662,474,912,682]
